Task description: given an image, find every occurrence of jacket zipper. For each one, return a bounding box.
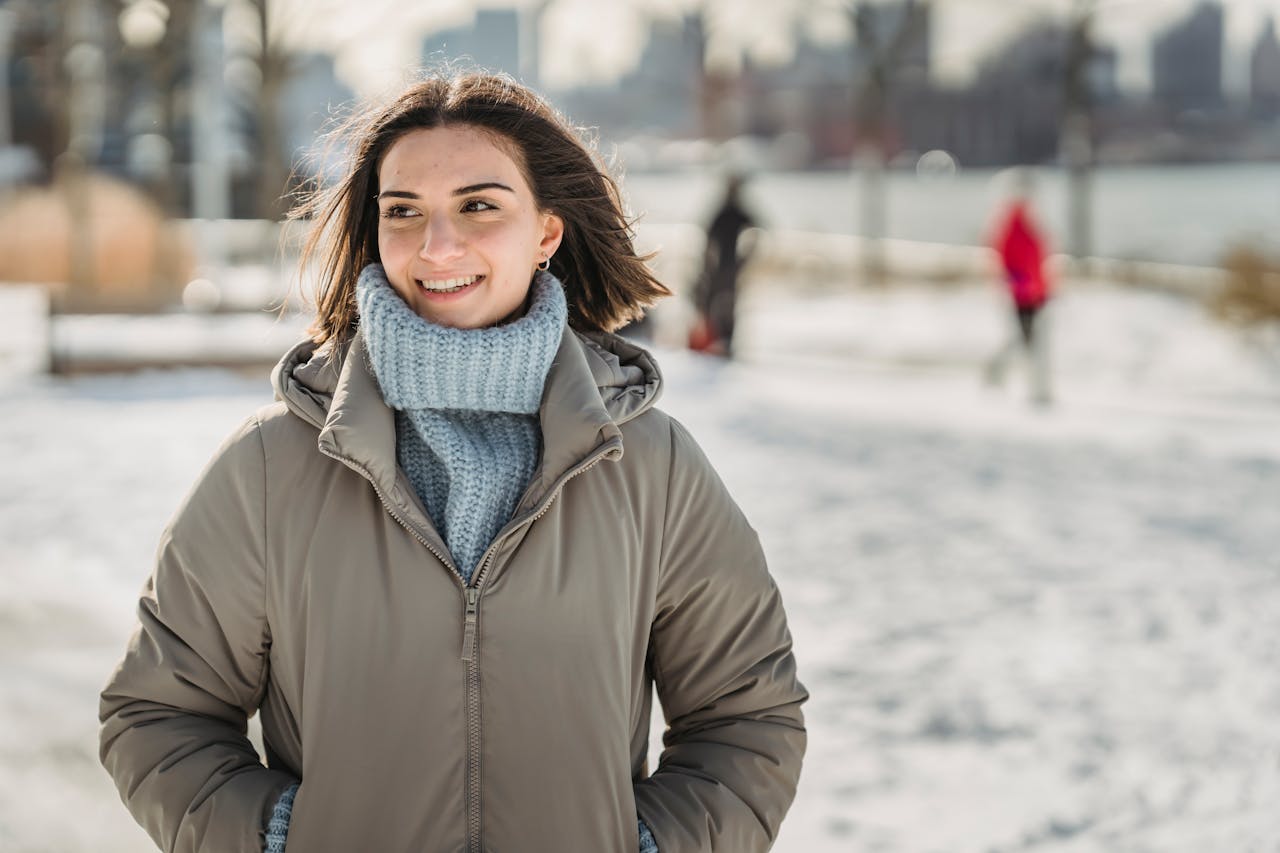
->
[461,587,479,661]
[464,583,483,851]
[321,439,619,853]
[458,442,619,853]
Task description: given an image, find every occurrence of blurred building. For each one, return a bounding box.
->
[553,13,705,143]
[554,3,922,166]
[742,28,853,164]
[1152,2,1224,116]
[2,0,61,182]
[964,20,1071,163]
[1250,17,1280,120]
[1,0,168,188]
[0,0,362,218]
[421,9,521,77]
[891,19,1116,168]
[1089,44,1119,105]
[855,0,929,81]
[257,51,353,202]
[277,52,355,181]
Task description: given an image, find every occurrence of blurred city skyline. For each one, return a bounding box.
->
[3,0,1279,287]
[249,0,1280,97]
[7,0,1276,222]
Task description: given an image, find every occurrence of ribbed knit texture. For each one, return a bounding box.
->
[264,783,297,853]
[356,262,567,582]
[638,819,659,852]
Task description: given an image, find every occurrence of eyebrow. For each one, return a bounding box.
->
[376,182,516,201]
[453,182,516,196]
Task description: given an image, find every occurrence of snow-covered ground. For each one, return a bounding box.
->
[1,279,1278,852]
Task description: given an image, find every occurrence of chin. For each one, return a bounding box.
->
[418,305,497,331]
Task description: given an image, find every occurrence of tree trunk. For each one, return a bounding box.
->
[1062,2,1095,271]
[254,0,290,220]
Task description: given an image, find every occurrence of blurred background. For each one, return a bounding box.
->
[1,1,1279,851]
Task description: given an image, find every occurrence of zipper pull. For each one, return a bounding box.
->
[461,587,479,662]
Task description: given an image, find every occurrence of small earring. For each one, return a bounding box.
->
[537,255,551,272]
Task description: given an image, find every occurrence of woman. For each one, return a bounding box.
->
[99,72,807,853]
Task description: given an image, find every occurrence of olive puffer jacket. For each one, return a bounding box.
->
[99,326,808,853]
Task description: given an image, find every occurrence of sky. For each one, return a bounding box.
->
[255,0,1280,98]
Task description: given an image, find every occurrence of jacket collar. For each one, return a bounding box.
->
[273,325,662,539]
[315,330,399,493]
[523,326,624,509]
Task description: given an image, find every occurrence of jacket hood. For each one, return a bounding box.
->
[571,329,664,425]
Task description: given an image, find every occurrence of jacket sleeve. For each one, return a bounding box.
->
[99,415,297,852]
[633,418,808,852]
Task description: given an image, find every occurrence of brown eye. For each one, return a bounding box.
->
[380,205,418,219]
[461,199,497,213]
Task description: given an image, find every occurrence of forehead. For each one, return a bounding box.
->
[378,124,530,191]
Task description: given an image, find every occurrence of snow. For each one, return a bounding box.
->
[1,278,1278,852]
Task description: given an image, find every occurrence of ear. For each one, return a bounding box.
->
[538,212,564,260]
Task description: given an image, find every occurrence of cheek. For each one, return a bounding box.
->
[377,228,421,280]
[486,225,541,267]
[377,226,402,260]
[375,231,417,297]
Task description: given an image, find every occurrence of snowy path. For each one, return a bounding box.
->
[664,356,1280,853]
[1,282,1278,851]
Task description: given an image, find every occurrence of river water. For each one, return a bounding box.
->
[623,162,1280,268]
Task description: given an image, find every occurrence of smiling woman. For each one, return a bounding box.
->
[295,73,669,345]
[98,71,808,853]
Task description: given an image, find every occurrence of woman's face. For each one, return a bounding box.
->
[375,124,563,329]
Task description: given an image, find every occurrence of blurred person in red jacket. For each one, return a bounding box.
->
[985,169,1053,404]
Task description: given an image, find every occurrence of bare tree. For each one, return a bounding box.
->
[1062,0,1096,270]
[56,0,110,292]
[241,0,294,220]
[147,0,196,218]
[241,0,408,220]
[848,0,930,286]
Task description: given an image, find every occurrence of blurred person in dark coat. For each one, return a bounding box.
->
[985,169,1053,404]
[689,174,757,358]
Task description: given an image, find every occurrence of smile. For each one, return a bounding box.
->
[417,274,484,293]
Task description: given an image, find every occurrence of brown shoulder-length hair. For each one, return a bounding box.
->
[290,71,670,346]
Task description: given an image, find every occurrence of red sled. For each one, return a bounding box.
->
[687,314,724,355]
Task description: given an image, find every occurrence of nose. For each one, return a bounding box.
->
[418,216,466,264]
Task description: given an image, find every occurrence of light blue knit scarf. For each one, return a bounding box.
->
[355,262,567,582]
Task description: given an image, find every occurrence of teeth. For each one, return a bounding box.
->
[419,275,481,292]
